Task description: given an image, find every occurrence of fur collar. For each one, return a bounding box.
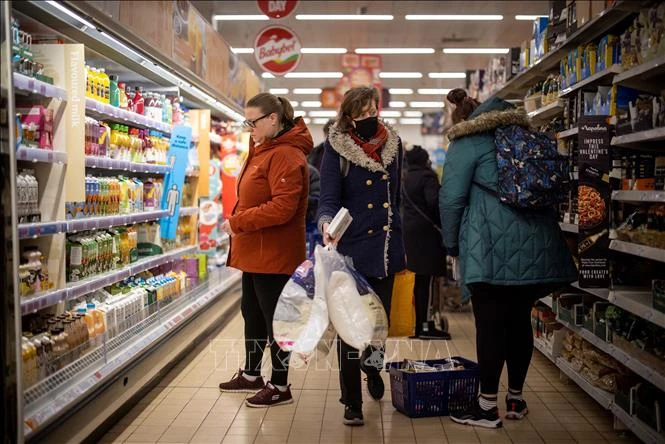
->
[447,108,531,141]
[328,119,400,172]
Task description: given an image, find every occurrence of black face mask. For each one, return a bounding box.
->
[353,116,378,140]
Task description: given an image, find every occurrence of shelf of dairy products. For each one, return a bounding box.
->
[13,72,68,101]
[613,54,665,95]
[557,127,579,140]
[612,190,665,203]
[85,99,172,134]
[22,267,242,437]
[20,245,196,315]
[556,316,665,392]
[559,65,623,98]
[18,210,169,239]
[609,240,665,263]
[85,156,171,174]
[179,206,198,217]
[16,146,68,164]
[611,127,665,148]
[527,100,564,124]
[556,357,614,409]
[559,222,579,234]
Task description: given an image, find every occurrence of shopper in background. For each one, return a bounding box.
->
[440,89,577,428]
[401,145,450,340]
[305,163,321,256]
[220,92,313,408]
[308,118,335,171]
[317,86,405,426]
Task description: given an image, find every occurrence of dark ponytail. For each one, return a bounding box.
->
[447,88,480,124]
[246,92,295,128]
[277,96,294,126]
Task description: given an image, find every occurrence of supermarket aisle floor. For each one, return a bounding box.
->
[102,308,641,444]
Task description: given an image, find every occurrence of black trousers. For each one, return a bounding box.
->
[241,272,291,386]
[470,283,548,395]
[338,274,394,407]
[414,274,436,334]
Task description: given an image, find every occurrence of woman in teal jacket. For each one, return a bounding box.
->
[440,89,577,429]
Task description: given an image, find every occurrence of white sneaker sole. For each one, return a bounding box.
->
[450,415,503,429]
[343,418,364,426]
[245,398,294,408]
[505,409,528,420]
[219,387,263,393]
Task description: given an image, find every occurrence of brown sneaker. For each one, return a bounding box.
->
[245,382,293,408]
[218,370,265,393]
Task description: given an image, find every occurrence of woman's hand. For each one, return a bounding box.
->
[221,220,235,236]
[322,222,337,246]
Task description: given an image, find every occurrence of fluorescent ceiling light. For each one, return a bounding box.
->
[355,48,435,54]
[231,48,254,54]
[380,111,402,118]
[262,73,275,79]
[269,88,289,94]
[214,15,268,20]
[389,101,406,108]
[383,118,398,124]
[379,72,422,79]
[428,72,467,79]
[290,101,299,107]
[389,88,414,95]
[293,88,322,94]
[294,110,307,117]
[301,48,347,54]
[410,101,445,108]
[443,48,509,54]
[418,88,451,95]
[313,118,332,125]
[403,111,423,117]
[515,15,548,20]
[303,117,312,124]
[405,14,503,20]
[301,101,322,107]
[284,72,343,79]
[296,14,393,20]
[46,0,97,28]
[309,111,338,117]
[400,118,423,125]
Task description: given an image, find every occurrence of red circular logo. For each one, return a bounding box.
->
[257,0,298,19]
[254,25,302,76]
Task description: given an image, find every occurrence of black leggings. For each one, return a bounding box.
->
[241,272,291,386]
[338,275,394,407]
[470,283,546,395]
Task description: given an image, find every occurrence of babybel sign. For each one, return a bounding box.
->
[254,25,302,76]
[257,0,298,19]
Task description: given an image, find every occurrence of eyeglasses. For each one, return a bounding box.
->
[242,112,272,128]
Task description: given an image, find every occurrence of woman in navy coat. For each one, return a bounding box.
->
[317,87,405,426]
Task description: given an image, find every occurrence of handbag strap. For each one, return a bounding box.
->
[402,189,443,235]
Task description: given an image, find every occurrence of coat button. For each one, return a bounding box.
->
[383,202,389,208]
[367,203,374,209]
[382,174,388,180]
[383,225,389,232]
[367,229,374,235]
[366,179,373,186]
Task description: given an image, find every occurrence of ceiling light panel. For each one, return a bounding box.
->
[405,14,503,20]
[388,88,414,94]
[293,88,322,94]
[410,101,445,108]
[269,88,289,94]
[389,101,406,108]
[380,111,402,117]
[400,118,423,124]
[296,14,393,20]
[309,111,338,117]
[418,88,451,95]
[403,111,423,117]
[294,110,307,117]
[301,48,347,54]
[231,48,254,54]
[383,118,398,124]
[379,72,422,79]
[303,117,312,124]
[284,72,344,78]
[262,73,275,78]
[515,15,549,20]
[443,48,509,54]
[213,15,268,20]
[428,72,467,79]
[355,48,434,54]
[301,101,322,107]
[312,118,332,124]
[290,101,299,107]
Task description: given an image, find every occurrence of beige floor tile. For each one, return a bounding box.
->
[157,426,198,443]
[126,424,169,443]
[221,436,256,444]
[254,437,288,444]
[443,431,480,444]
[539,430,575,442]
[506,430,545,444]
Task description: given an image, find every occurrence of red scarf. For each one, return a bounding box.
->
[349,123,388,163]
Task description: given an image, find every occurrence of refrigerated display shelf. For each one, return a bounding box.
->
[557,127,579,139]
[85,98,172,134]
[609,240,665,263]
[179,206,198,217]
[16,146,68,164]
[559,65,623,98]
[19,210,169,239]
[612,190,665,203]
[13,72,68,100]
[612,127,665,148]
[556,357,614,409]
[611,404,664,444]
[527,100,564,123]
[613,55,665,94]
[20,245,196,315]
[556,317,665,392]
[559,222,579,233]
[22,267,242,437]
[85,156,172,174]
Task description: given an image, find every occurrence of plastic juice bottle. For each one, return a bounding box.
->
[77,307,94,345]
[90,67,100,101]
[88,303,106,345]
[98,122,110,158]
[85,65,92,98]
[109,75,119,107]
[132,87,144,115]
[99,68,110,104]
[126,86,135,113]
[118,82,128,110]
[123,126,132,161]
[160,95,167,123]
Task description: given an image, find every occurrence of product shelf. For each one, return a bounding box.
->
[22,267,242,438]
[13,72,68,101]
[559,222,579,234]
[557,127,579,140]
[18,221,67,239]
[85,156,172,174]
[85,98,172,134]
[528,100,564,124]
[571,281,611,299]
[556,357,614,409]
[609,240,665,263]
[611,127,665,149]
[559,65,623,98]
[16,146,68,164]
[179,206,198,217]
[611,404,664,444]
[533,336,556,364]
[612,190,665,204]
[20,245,196,315]
[556,317,665,392]
[613,55,665,94]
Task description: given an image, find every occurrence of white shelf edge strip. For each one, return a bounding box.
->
[23,269,242,435]
[556,357,614,409]
[609,240,665,263]
[559,222,579,233]
[16,146,68,164]
[85,156,172,174]
[612,190,665,203]
[528,101,563,119]
[85,98,172,134]
[559,65,622,97]
[557,127,579,139]
[613,55,665,85]
[612,127,665,146]
[13,72,68,100]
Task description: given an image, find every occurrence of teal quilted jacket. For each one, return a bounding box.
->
[439,97,577,289]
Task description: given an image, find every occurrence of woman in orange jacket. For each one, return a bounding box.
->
[219,93,313,408]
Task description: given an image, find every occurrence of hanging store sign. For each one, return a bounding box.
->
[257,0,299,19]
[254,25,301,76]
